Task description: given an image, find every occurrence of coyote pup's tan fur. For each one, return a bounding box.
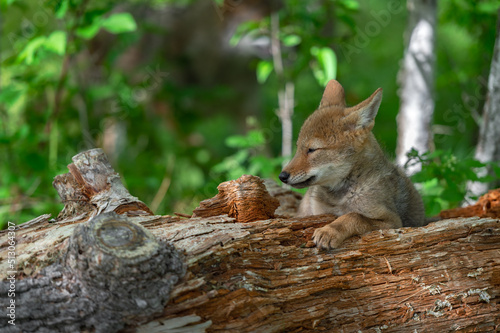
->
[279,80,425,249]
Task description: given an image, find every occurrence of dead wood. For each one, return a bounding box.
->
[53,148,153,221]
[440,188,500,219]
[1,213,184,333]
[1,149,500,332]
[192,175,280,222]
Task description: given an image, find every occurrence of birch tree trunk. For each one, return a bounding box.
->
[467,10,500,200]
[270,12,294,167]
[396,0,436,174]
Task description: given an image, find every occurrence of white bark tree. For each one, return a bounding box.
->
[396,0,437,174]
[270,12,294,167]
[467,10,500,200]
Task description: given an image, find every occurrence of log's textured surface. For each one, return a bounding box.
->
[0,212,185,333]
[53,148,153,221]
[440,188,500,219]
[138,215,500,332]
[2,149,500,332]
[192,175,280,222]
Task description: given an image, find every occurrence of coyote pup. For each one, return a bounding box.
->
[279,80,425,249]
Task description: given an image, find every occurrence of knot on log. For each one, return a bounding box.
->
[63,212,185,326]
[0,213,185,333]
[192,175,280,222]
[440,188,500,219]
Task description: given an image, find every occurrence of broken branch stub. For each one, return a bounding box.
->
[192,174,280,222]
[440,188,500,219]
[53,148,153,220]
[0,212,185,333]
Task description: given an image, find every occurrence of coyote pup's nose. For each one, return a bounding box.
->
[279,171,290,183]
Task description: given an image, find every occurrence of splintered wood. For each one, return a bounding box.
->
[440,188,500,219]
[192,175,280,222]
[53,148,153,220]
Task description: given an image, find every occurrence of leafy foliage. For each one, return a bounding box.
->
[407,149,500,216]
[1,0,499,228]
[212,117,284,181]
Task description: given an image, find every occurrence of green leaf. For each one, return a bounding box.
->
[225,135,248,148]
[282,34,301,47]
[419,178,443,197]
[476,1,500,14]
[229,20,261,47]
[0,0,16,7]
[76,18,103,40]
[247,130,265,146]
[256,60,273,84]
[55,0,69,19]
[0,85,25,107]
[45,31,67,55]
[101,13,137,34]
[339,0,360,10]
[18,36,46,64]
[463,159,486,168]
[310,46,337,86]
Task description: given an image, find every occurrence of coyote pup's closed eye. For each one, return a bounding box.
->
[279,80,425,249]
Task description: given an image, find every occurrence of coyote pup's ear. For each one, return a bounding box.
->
[345,88,383,131]
[319,80,346,108]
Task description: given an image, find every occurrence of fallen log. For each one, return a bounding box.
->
[1,149,499,332]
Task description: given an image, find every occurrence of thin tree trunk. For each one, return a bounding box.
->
[467,10,500,200]
[270,12,294,167]
[278,81,294,164]
[396,0,436,174]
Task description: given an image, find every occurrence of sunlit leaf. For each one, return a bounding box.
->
[55,0,69,19]
[0,0,16,7]
[282,34,301,47]
[256,60,273,84]
[226,135,248,148]
[247,130,265,146]
[101,13,137,34]
[45,31,67,55]
[476,1,500,14]
[229,20,261,47]
[18,36,46,64]
[76,18,103,39]
[339,0,360,10]
[310,46,337,86]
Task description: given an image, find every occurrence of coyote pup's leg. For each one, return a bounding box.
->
[313,211,401,249]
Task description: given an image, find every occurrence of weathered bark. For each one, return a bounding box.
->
[3,213,500,332]
[0,213,185,333]
[396,0,436,174]
[1,150,500,332]
[192,175,280,222]
[53,148,153,221]
[139,215,500,332]
[467,10,500,200]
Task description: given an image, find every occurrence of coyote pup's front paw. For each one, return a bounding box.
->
[312,225,344,250]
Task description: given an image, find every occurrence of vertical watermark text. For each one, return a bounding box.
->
[5,221,17,326]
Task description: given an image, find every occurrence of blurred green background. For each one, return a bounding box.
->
[1,0,498,227]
